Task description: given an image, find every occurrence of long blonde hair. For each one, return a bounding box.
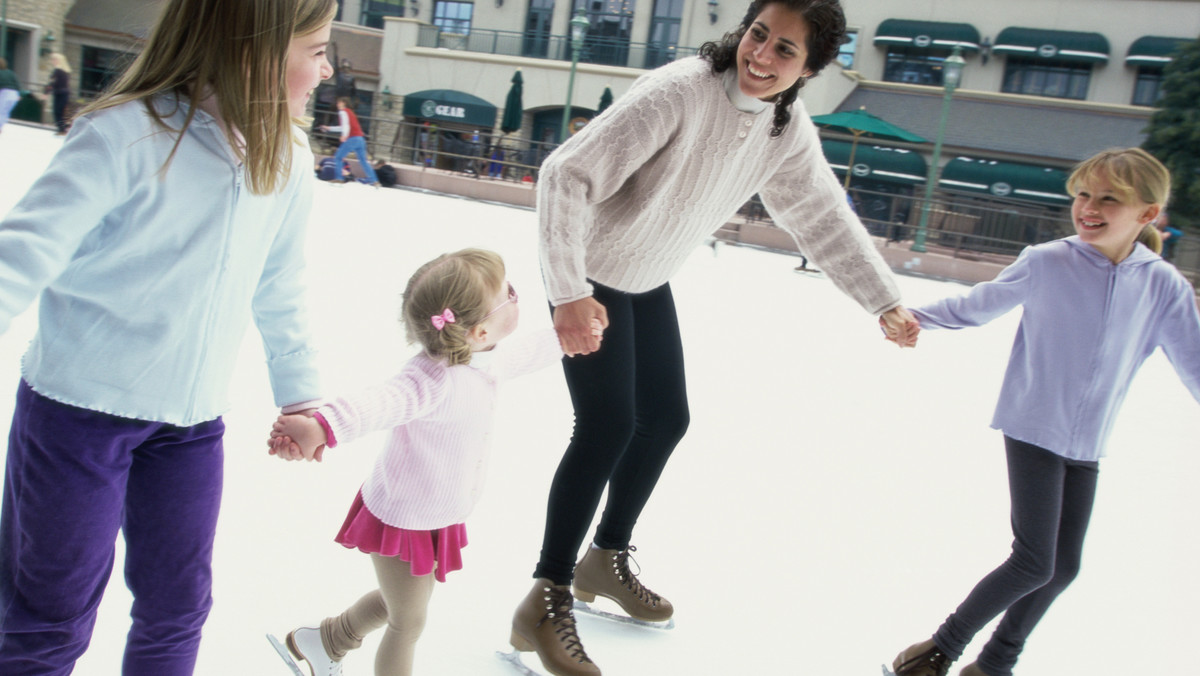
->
[401,249,507,366]
[48,52,72,74]
[82,0,336,195]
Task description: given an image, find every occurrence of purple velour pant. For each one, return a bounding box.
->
[0,380,225,675]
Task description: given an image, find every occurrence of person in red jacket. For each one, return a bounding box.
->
[320,96,379,185]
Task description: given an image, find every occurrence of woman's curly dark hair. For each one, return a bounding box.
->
[699,0,846,137]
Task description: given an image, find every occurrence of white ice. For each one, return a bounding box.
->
[2,123,1198,676]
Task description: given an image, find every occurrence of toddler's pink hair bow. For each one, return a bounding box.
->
[431,308,456,331]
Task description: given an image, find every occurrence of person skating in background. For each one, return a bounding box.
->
[0,0,336,671]
[887,147,1200,676]
[0,58,21,134]
[509,1,920,674]
[269,249,596,676]
[320,95,380,185]
[1156,208,1183,262]
[44,53,72,134]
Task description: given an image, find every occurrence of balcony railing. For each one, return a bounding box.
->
[416,25,698,70]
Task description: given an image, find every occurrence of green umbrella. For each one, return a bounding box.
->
[810,108,927,189]
[596,86,613,116]
[500,69,524,134]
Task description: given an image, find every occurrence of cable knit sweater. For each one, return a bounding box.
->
[317,329,564,530]
[538,56,900,315]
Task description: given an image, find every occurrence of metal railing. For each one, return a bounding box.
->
[327,114,1200,287]
[416,24,697,70]
[319,115,562,182]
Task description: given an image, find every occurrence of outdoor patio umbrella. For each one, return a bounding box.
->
[500,69,524,134]
[596,86,613,116]
[810,108,927,188]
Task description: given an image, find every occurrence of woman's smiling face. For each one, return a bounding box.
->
[736,2,815,101]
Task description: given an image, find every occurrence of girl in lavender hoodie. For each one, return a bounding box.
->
[889,147,1200,676]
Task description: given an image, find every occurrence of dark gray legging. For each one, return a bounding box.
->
[934,436,1100,676]
[533,281,690,586]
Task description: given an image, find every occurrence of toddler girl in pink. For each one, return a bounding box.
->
[268,248,593,676]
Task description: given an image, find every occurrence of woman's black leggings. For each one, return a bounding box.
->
[534,282,690,585]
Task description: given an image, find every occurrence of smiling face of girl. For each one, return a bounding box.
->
[285,21,334,118]
[1072,171,1161,264]
[735,2,815,101]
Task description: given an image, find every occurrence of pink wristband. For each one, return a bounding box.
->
[313,411,337,448]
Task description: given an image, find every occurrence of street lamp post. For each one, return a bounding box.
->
[1,0,9,64]
[911,45,965,253]
[559,8,590,143]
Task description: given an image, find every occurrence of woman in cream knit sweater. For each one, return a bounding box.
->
[509,2,918,674]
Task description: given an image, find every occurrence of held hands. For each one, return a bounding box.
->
[879,306,921,348]
[267,411,327,462]
[554,297,609,356]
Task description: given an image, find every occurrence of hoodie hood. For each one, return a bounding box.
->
[1062,234,1160,270]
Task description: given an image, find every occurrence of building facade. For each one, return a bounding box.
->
[4,0,1198,270]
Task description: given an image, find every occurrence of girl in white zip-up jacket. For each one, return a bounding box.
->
[0,0,337,672]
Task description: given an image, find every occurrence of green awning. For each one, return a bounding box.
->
[993,27,1110,63]
[939,157,1070,205]
[874,19,981,52]
[822,140,928,185]
[1126,36,1191,66]
[402,89,497,128]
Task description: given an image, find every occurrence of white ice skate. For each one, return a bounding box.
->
[266,634,305,676]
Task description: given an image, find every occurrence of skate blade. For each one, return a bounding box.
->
[266,634,305,676]
[575,600,675,630]
[496,649,543,676]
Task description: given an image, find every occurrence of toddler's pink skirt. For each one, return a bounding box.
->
[334,490,467,583]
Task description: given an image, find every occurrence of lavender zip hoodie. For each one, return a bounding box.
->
[911,236,1200,461]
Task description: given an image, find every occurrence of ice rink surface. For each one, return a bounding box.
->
[1,122,1198,675]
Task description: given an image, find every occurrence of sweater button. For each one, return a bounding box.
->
[744,120,753,127]
[738,131,747,138]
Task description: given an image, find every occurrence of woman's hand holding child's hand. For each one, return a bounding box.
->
[554,297,609,356]
[267,413,327,462]
[879,306,920,348]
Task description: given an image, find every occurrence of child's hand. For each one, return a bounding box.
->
[267,413,327,462]
[879,307,920,348]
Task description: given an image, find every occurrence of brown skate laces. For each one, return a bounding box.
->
[612,546,663,606]
[536,585,593,663]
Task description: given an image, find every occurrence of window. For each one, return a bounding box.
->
[360,0,406,29]
[883,47,953,86]
[1001,57,1091,100]
[523,0,554,58]
[646,0,684,69]
[79,46,135,99]
[837,29,858,69]
[433,1,474,34]
[1132,66,1166,106]
[577,0,636,67]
